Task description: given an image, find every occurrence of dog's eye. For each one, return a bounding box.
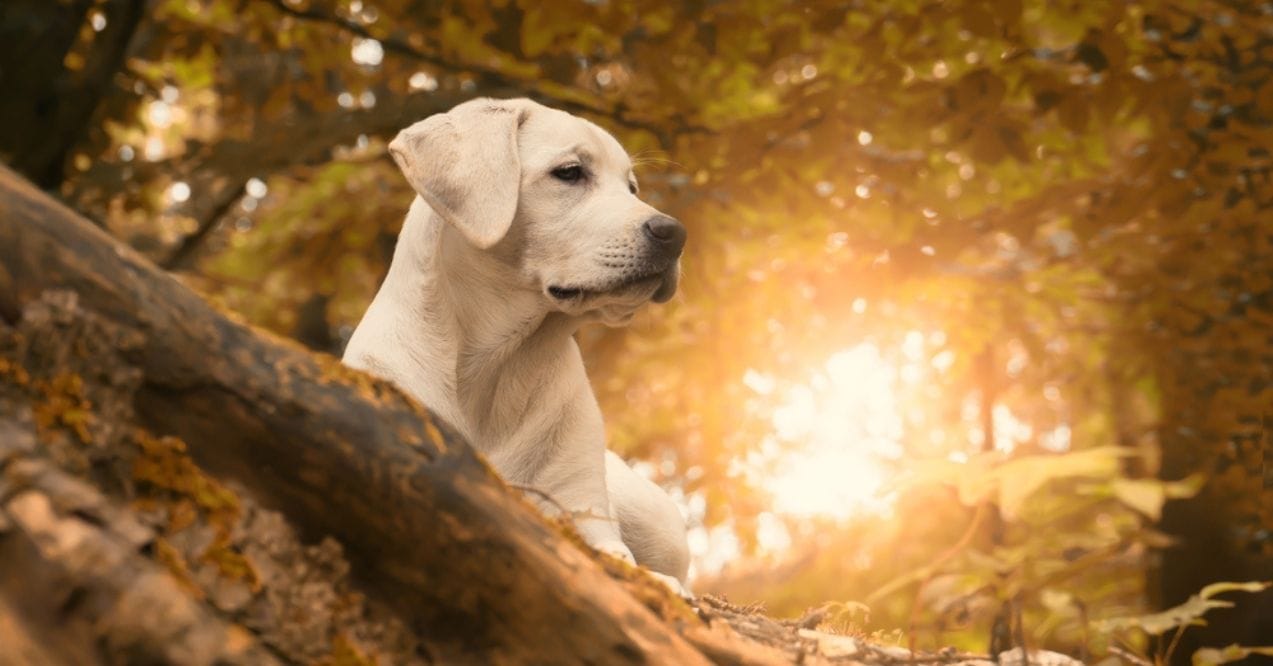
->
[552,165,585,183]
[629,183,638,194]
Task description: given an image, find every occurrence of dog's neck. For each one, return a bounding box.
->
[378,198,579,436]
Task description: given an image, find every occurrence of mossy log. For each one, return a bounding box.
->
[0,411,283,665]
[0,164,710,664]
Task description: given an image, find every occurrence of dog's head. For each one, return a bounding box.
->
[388,98,684,326]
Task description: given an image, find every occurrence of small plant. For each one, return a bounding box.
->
[1094,581,1272,665]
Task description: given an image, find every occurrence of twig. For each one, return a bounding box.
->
[1108,643,1153,666]
[907,501,988,655]
[1162,621,1189,665]
[162,180,247,271]
[1075,597,1091,663]
[507,484,613,524]
[508,483,569,516]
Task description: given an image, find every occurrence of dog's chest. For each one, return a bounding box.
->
[449,342,599,482]
[457,347,576,435]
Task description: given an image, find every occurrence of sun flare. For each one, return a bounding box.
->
[744,344,906,521]
[741,333,1070,527]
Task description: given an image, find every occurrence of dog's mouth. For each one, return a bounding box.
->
[547,270,678,305]
[547,286,584,300]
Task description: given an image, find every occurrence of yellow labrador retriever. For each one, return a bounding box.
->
[343,97,690,590]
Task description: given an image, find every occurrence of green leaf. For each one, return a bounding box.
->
[1193,645,1273,666]
[1110,479,1166,520]
[1198,581,1272,600]
[1096,581,1271,636]
[995,447,1130,519]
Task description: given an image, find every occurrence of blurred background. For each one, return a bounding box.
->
[2,0,1270,662]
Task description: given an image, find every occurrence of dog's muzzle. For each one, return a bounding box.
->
[642,214,684,303]
[547,214,685,306]
[642,214,687,262]
[650,268,679,303]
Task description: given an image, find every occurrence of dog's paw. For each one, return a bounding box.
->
[594,539,637,565]
[648,571,694,600]
[590,539,691,599]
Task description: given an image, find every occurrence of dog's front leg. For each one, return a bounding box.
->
[522,395,635,565]
[534,455,634,565]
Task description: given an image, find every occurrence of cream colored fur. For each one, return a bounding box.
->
[343,98,691,590]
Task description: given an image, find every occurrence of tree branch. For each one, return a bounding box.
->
[162,179,247,271]
[260,0,705,145]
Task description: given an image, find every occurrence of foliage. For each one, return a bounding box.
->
[4,0,1272,659]
[1097,581,1271,637]
[1193,645,1273,666]
[714,445,1199,654]
[1097,582,1272,665]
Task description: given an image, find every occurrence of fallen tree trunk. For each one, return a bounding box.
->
[0,410,283,666]
[0,164,710,664]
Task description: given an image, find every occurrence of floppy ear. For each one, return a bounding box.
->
[388,99,526,249]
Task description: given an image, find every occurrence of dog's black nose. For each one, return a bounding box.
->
[642,215,687,257]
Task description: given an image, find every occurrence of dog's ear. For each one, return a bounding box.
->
[389,99,527,249]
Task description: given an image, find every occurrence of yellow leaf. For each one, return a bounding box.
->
[995,448,1129,519]
[1097,581,1270,636]
[1164,474,1206,499]
[1111,479,1166,520]
[1193,645,1273,666]
[1199,581,1271,600]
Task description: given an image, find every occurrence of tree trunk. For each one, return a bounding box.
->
[0,163,712,664]
[0,0,145,190]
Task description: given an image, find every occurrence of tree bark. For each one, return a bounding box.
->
[0,413,284,666]
[0,163,711,664]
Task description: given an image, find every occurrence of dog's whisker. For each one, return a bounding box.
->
[633,156,684,170]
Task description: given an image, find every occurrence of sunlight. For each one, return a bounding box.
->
[768,446,894,518]
[746,343,906,520]
[743,333,1049,523]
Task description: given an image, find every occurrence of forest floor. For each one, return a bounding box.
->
[673,593,1081,665]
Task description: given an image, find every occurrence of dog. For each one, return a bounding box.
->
[342,97,691,591]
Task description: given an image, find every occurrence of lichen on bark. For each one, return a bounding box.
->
[0,291,425,664]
